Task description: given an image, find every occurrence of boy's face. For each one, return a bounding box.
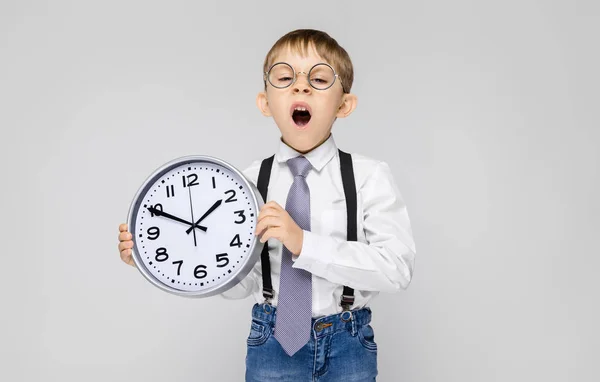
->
[257,43,357,154]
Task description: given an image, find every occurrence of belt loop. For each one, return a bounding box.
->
[351,311,357,336]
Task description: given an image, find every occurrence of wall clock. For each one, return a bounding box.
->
[127,155,264,297]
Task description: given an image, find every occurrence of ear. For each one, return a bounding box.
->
[336,93,357,118]
[256,91,272,117]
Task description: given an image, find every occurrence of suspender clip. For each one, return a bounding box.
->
[340,294,355,311]
[262,288,274,304]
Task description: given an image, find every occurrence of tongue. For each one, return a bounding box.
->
[293,110,311,127]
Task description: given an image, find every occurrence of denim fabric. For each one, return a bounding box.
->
[245,303,378,381]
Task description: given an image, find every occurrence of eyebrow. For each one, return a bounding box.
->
[272,61,331,72]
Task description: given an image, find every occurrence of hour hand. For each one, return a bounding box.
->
[147,206,207,232]
[186,199,222,234]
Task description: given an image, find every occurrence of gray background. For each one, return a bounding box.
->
[1,0,598,381]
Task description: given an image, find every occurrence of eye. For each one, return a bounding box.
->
[278,76,293,81]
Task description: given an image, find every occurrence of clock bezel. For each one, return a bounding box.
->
[126,155,264,298]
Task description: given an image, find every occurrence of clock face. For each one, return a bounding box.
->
[128,156,263,297]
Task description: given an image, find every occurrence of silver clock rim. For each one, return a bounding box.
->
[126,155,265,298]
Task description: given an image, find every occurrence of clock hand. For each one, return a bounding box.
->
[188,186,198,247]
[186,199,223,234]
[147,206,208,232]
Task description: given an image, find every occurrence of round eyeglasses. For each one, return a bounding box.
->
[264,62,345,92]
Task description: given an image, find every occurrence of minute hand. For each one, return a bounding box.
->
[186,199,222,234]
[147,206,207,231]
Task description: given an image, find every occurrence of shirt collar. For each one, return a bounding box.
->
[275,133,337,172]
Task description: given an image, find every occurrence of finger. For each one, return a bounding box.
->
[258,203,278,217]
[119,223,128,232]
[255,216,282,236]
[260,227,282,243]
[121,251,136,267]
[263,201,284,211]
[118,241,133,252]
[120,248,132,261]
[257,206,281,222]
[119,231,132,241]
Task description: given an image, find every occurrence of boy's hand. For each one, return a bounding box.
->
[255,201,304,256]
[118,223,137,267]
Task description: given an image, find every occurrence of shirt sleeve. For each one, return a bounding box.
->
[292,160,416,293]
[220,159,262,300]
[220,268,259,300]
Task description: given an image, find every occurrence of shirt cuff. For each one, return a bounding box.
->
[292,230,334,271]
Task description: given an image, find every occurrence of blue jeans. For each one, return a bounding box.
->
[245,303,378,381]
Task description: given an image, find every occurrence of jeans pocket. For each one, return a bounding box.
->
[357,324,378,352]
[247,320,270,347]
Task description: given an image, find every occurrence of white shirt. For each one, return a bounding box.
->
[221,133,416,317]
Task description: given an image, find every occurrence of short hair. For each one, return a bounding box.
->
[262,29,354,93]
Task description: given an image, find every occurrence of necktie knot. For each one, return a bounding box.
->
[287,156,312,178]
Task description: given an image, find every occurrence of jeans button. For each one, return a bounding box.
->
[315,322,324,331]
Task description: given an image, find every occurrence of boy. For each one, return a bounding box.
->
[118,29,416,381]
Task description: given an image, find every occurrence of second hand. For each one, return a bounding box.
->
[188,186,197,247]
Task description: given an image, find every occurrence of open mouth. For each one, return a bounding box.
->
[291,102,312,128]
[292,109,311,127]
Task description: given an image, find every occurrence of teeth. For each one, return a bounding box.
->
[294,106,308,112]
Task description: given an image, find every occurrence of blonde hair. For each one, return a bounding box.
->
[262,29,354,93]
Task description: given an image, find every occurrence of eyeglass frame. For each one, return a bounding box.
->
[263,61,346,93]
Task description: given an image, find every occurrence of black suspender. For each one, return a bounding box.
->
[257,154,275,302]
[256,149,357,311]
[338,150,357,310]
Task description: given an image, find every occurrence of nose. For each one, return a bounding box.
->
[292,73,312,94]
